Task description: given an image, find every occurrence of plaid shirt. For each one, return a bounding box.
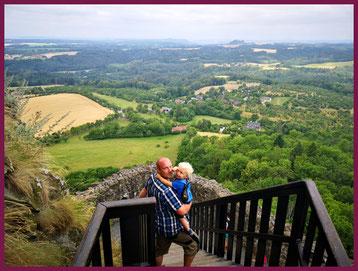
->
[144,174,183,237]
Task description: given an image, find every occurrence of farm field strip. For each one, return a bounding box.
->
[190,115,233,125]
[92,92,139,109]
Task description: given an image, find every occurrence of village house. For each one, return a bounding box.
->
[171,125,187,133]
[175,98,185,104]
[160,107,172,113]
[260,96,272,105]
[246,121,261,131]
[232,100,240,106]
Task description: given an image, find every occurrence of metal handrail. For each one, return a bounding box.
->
[191,180,350,266]
[73,197,156,266]
[73,180,350,266]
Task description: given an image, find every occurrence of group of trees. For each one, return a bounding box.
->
[176,131,353,257]
[84,117,172,140]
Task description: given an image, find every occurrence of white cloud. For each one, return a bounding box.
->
[5,4,353,42]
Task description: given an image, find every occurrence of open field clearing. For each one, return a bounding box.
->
[195,85,220,95]
[197,132,229,138]
[47,134,184,171]
[240,110,290,122]
[116,118,130,126]
[215,75,230,79]
[203,63,231,68]
[195,80,260,95]
[296,61,353,69]
[8,84,64,90]
[190,115,232,125]
[93,93,139,109]
[252,48,277,54]
[244,62,288,70]
[271,97,291,105]
[6,52,78,60]
[21,42,56,46]
[20,93,113,135]
[42,51,78,58]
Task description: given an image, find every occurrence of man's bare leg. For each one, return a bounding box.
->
[184,254,195,267]
[156,255,163,266]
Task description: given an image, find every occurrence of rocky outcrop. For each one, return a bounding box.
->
[76,164,232,203]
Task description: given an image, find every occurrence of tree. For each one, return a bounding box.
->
[218,153,249,182]
[273,134,285,148]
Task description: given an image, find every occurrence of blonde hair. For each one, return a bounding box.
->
[178,162,194,177]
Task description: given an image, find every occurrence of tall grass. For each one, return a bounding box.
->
[4,76,95,266]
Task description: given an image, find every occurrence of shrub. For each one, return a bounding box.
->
[65,167,118,192]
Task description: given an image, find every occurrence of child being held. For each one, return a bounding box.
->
[156,162,199,243]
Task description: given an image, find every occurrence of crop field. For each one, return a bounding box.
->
[190,115,232,125]
[244,62,288,70]
[93,93,139,109]
[195,80,262,95]
[197,132,230,138]
[20,93,113,135]
[252,48,277,54]
[298,61,353,69]
[271,97,291,105]
[47,134,185,171]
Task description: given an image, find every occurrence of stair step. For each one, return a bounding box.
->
[163,243,239,267]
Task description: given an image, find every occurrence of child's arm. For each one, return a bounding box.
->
[156,173,172,187]
[138,187,147,198]
[179,217,190,232]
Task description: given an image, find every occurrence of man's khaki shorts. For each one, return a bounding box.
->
[156,231,199,257]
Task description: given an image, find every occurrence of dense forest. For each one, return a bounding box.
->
[5,39,354,259]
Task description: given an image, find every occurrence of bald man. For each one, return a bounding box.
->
[139,157,198,266]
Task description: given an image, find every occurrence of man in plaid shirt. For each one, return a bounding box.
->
[139,157,198,266]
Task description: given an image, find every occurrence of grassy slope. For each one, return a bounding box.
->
[271,97,290,105]
[190,115,232,125]
[299,61,353,69]
[47,134,184,171]
[93,92,138,108]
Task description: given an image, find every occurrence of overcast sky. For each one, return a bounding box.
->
[5,5,353,43]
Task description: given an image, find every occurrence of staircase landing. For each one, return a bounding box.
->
[163,243,238,267]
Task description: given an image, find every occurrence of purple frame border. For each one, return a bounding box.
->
[0,0,356,270]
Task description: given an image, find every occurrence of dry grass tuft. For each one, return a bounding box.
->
[36,196,94,235]
[5,234,70,266]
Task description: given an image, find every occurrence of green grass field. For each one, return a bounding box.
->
[271,97,290,106]
[93,93,138,109]
[298,61,353,69]
[190,115,232,125]
[47,134,184,171]
[116,118,130,126]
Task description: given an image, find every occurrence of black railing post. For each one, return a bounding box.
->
[286,192,309,266]
[120,216,143,266]
[244,199,258,266]
[235,200,246,264]
[214,203,227,257]
[226,201,236,261]
[269,195,289,266]
[147,209,156,266]
[101,216,113,266]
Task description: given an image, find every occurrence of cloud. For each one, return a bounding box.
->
[5,4,353,41]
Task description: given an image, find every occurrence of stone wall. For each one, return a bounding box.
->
[76,164,233,204]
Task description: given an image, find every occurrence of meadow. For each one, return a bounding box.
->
[271,97,291,105]
[298,61,353,69]
[47,134,185,171]
[190,115,233,125]
[93,92,139,109]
